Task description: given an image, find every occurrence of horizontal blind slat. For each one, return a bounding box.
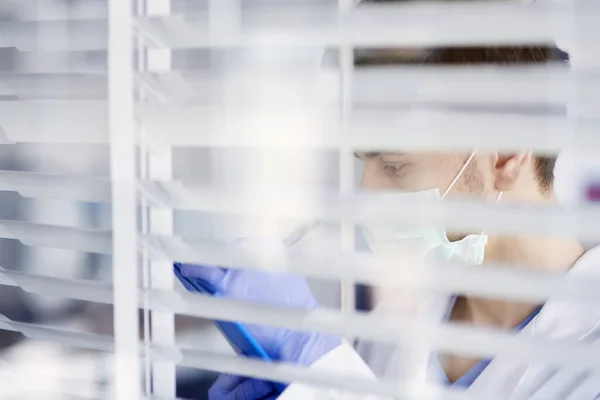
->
[3,101,596,150]
[0,100,107,144]
[2,3,599,53]
[0,315,114,352]
[0,0,107,22]
[3,294,600,384]
[3,68,600,107]
[133,2,600,49]
[139,106,599,154]
[0,219,111,253]
[138,191,600,239]
[138,238,600,303]
[0,268,112,303]
[0,74,106,99]
[1,48,107,74]
[2,250,600,308]
[153,290,600,370]
[0,170,111,202]
[0,314,470,400]
[140,67,600,107]
[0,20,107,52]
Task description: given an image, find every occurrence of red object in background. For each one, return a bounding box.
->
[587,185,600,202]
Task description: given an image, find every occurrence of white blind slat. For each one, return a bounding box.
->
[0,314,477,400]
[150,290,600,371]
[0,20,107,52]
[137,185,600,240]
[141,67,600,107]
[0,74,106,99]
[0,100,107,144]
[0,170,110,203]
[137,238,600,303]
[132,2,600,49]
[0,219,111,253]
[3,101,595,150]
[4,3,592,52]
[2,68,599,107]
[2,287,600,385]
[138,106,599,154]
[0,315,114,352]
[0,267,112,303]
[4,49,107,74]
[3,242,600,310]
[0,0,107,22]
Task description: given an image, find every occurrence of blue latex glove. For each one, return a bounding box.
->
[178,241,342,399]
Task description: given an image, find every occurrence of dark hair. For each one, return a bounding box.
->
[353,1,569,194]
[421,46,566,194]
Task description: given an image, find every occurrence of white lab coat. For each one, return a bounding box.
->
[279,245,600,400]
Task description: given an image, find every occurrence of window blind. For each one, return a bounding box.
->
[0,0,599,399]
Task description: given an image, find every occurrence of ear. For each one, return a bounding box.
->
[493,151,533,191]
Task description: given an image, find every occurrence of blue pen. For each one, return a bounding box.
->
[173,262,287,394]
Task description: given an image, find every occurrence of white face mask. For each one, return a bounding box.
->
[360,150,500,265]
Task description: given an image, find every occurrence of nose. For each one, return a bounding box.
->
[359,158,398,191]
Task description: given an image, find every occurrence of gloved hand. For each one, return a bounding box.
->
[178,239,342,399]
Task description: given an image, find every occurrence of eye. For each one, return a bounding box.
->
[384,164,404,174]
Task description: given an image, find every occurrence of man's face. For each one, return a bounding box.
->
[357,151,493,242]
[356,151,488,199]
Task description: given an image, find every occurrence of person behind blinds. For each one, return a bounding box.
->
[177,3,600,400]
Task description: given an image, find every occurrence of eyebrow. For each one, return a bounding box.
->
[354,152,381,160]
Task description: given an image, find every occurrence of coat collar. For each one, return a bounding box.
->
[532,246,600,341]
[468,246,600,397]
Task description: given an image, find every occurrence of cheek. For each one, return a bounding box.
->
[452,164,490,198]
[398,156,462,192]
[393,167,449,192]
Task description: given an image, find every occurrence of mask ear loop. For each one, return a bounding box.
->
[441,150,478,199]
[439,149,503,236]
[481,191,503,236]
